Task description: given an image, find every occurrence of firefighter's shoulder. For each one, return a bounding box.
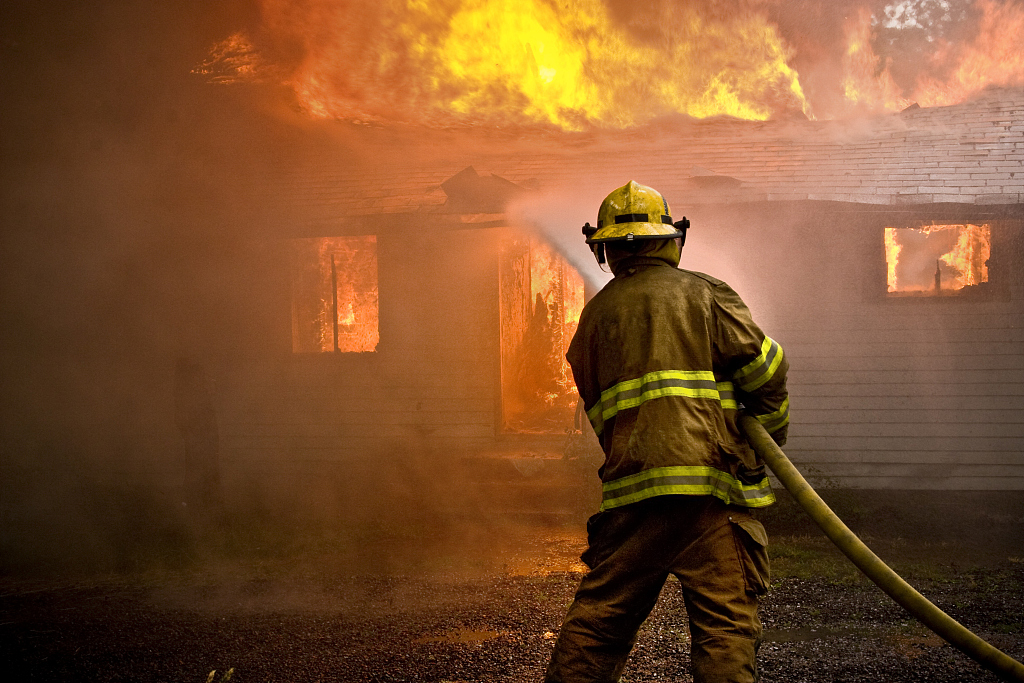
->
[678,269,725,287]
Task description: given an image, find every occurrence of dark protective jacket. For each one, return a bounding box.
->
[566,255,789,511]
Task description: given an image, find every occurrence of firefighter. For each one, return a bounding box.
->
[545,181,789,683]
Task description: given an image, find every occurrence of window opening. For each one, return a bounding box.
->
[884,224,991,297]
[499,234,585,433]
[291,236,379,353]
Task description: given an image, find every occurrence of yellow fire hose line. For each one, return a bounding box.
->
[739,415,1024,683]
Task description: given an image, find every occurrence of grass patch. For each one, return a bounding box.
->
[769,535,866,583]
[769,532,1024,596]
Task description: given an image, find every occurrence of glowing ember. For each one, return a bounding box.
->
[500,234,585,432]
[291,236,379,353]
[884,224,990,295]
[191,32,269,84]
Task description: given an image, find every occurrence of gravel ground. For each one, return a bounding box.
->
[2,527,1022,683]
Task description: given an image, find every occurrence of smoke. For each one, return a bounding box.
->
[0,0,403,574]
[507,183,763,304]
[3,0,1021,581]
[2,1,606,577]
[508,189,614,293]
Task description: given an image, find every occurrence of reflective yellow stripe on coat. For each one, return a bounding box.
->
[754,396,790,433]
[601,466,776,511]
[585,371,738,436]
[733,336,785,392]
[585,337,784,437]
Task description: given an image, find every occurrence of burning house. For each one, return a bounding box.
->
[5,1,1024,564]
[195,85,1024,521]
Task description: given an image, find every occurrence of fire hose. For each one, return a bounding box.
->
[739,415,1024,683]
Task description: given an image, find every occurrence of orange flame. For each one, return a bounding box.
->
[913,0,1024,107]
[884,227,902,292]
[211,0,809,128]
[938,224,990,287]
[500,234,584,432]
[842,0,1024,113]
[528,238,585,397]
[884,224,991,295]
[291,236,379,353]
[841,7,911,113]
[203,1,1024,125]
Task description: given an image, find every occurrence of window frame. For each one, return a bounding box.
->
[877,218,1017,304]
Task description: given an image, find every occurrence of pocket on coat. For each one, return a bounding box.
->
[730,517,771,596]
[580,511,608,569]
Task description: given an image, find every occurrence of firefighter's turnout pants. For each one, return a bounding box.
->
[545,495,770,683]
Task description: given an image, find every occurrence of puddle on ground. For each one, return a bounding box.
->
[887,631,945,658]
[497,529,589,577]
[413,628,503,644]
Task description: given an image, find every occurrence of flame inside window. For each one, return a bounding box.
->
[500,235,585,433]
[291,236,379,353]
[884,224,991,296]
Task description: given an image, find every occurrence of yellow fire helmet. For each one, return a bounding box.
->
[582,181,688,244]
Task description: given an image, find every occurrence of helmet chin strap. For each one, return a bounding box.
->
[589,244,612,272]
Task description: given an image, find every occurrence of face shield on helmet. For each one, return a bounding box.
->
[581,181,690,266]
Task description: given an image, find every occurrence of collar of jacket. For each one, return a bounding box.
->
[611,255,678,277]
[607,237,681,275]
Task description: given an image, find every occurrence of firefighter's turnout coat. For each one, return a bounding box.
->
[567,255,789,512]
